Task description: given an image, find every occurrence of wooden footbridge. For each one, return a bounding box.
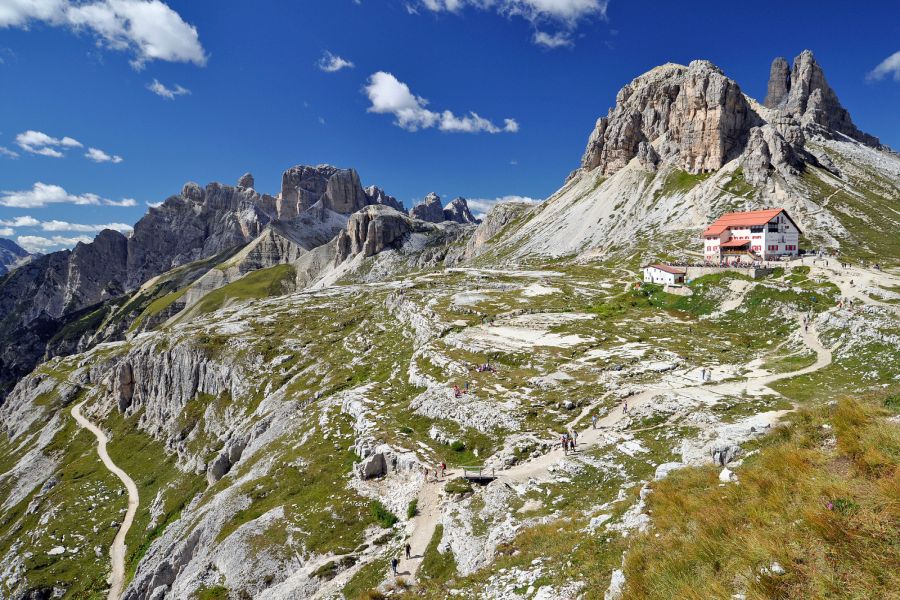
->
[461,466,497,484]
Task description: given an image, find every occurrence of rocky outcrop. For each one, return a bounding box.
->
[742,124,802,185]
[763,56,791,108]
[334,205,412,264]
[581,60,755,176]
[237,172,255,189]
[409,192,445,223]
[279,165,369,219]
[443,197,479,224]
[364,185,404,212]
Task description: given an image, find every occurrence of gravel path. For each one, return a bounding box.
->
[72,402,140,600]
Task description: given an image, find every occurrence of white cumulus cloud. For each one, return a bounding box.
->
[465,194,540,219]
[15,130,82,157]
[147,78,190,99]
[17,234,94,252]
[0,216,40,227]
[0,146,19,158]
[317,51,354,72]
[0,0,206,68]
[0,182,136,208]
[38,220,133,233]
[0,227,13,237]
[364,71,518,134]
[867,50,900,82]
[85,147,123,163]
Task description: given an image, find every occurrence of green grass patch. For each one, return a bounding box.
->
[371,501,398,528]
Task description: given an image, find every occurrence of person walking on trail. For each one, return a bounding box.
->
[391,557,399,576]
[592,414,598,429]
[572,430,578,448]
[623,400,628,414]
[440,462,447,478]
[700,367,706,382]
[561,433,569,455]
[405,543,412,560]
[423,466,428,482]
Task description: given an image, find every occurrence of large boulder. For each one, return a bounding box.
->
[356,452,387,480]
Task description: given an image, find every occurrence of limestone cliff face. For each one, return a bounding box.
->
[278,165,369,218]
[763,56,791,108]
[581,60,754,176]
[334,205,414,264]
[126,182,273,289]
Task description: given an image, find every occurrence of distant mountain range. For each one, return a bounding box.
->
[0,238,37,276]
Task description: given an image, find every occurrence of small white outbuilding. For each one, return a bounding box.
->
[642,264,687,285]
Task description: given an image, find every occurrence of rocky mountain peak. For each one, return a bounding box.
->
[580,50,881,180]
[581,58,752,176]
[773,50,880,147]
[237,172,255,189]
[443,197,479,224]
[764,56,791,108]
[409,192,445,223]
[181,181,205,202]
[364,185,405,212]
[0,238,35,276]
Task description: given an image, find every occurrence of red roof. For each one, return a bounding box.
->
[720,239,751,248]
[702,208,798,237]
[645,264,686,275]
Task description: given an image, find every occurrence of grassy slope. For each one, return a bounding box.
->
[620,391,899,600]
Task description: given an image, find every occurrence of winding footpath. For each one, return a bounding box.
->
[71,402,140,600]
[404,314,836,580]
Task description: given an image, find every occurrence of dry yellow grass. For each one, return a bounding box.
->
[621,394,899,600]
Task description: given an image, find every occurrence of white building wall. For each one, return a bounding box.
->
[643,267,681,285]
[762,215,800,259]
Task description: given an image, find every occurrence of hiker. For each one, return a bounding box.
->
[572,430,578,447]
[464,381,470,393]
[700,367,706,381]
[453,385,462,398]
[423,466,428,482]
[591,414,598,429]
[561,433,568,454]
[623,400,628,414]
[440,462,447,478]
[391,557,399,576]
[405,543,411,560]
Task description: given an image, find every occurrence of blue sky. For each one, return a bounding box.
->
[1,0,898,253]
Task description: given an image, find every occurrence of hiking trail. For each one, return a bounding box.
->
[71,402,139,600]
